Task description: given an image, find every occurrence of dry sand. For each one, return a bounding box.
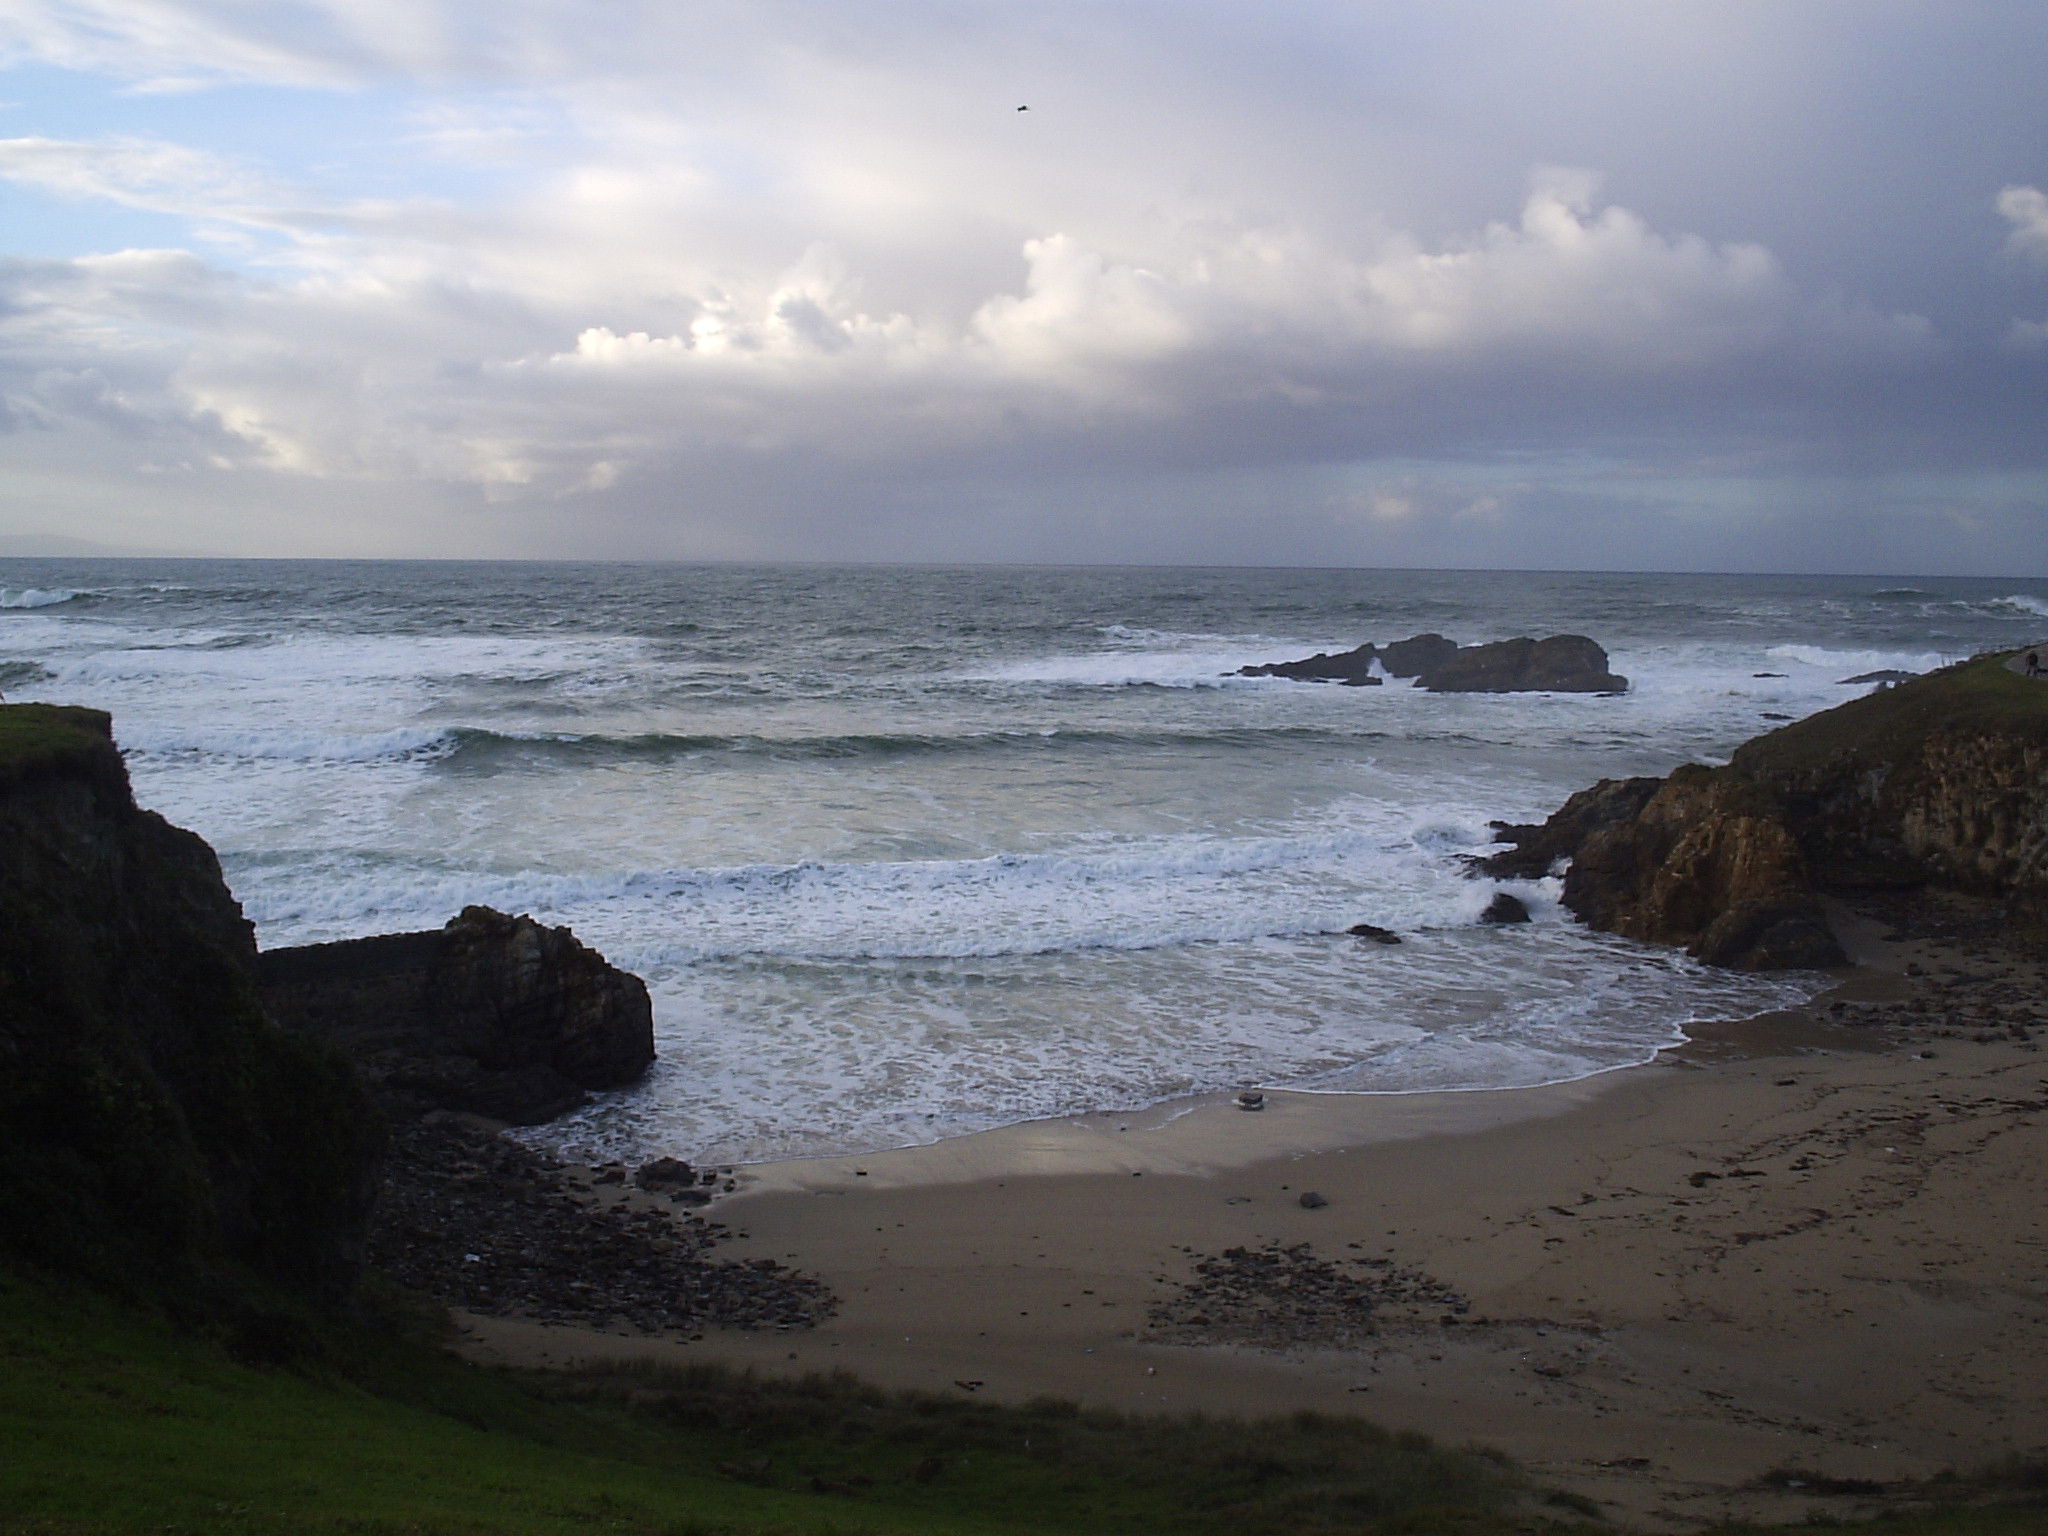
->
[462,898,2048,1530]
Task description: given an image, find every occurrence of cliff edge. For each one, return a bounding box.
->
[1481,652,2048,968]
[0,704,382,1306]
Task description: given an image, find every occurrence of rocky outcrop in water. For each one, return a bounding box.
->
[0,704,381,1305]
[1378,632,1462,678]
[1236,643,1381,684]
[1417,634,1627,694]
[1238,632,1625,693]
[260,907,655,1125]
[1479,651,2048,969]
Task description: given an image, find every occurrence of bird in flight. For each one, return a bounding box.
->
[1017,105,1028,111]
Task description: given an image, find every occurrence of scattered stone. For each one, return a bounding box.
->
[1143,1242,1468,1349]
[1235,1091,1266,1112]
[1298,1190,1329,1209]
[368,1117,835,1334]
[1480,891,1531,924]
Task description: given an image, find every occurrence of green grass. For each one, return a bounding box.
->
[0,703,115,784]
[0,1275,1540,1536]
[3,1273,2043,1536]
[1733,650,2048,778]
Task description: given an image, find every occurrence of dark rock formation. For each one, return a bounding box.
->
[1376,632,1461,678]
[1480,777,1663,880]
[1839,669,1917,686]
[1237,632,1626,693]
[1479,891,1531,924]
[1346,922,1403,944]
[260,907,655,1125]
[1477,651,2048,968]
[1237,643,1381,684]
[0,704,381,1305]
[1418,635,1627,694]
[1555,766,1845,969]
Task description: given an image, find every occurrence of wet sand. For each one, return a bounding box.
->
[462,900,2048,1531]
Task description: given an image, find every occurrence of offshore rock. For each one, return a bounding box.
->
[1479,891,1532,924]
[0,704,381,1305]
[1237,643,1380,684]
[260,906,654,1125]
[1376,632,1461,678]
[1418,634,1628,694]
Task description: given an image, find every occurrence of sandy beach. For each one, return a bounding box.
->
[463,896,2048,1531]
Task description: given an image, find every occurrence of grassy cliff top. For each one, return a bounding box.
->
[1733,651,2048,778]
[0,703,117,786]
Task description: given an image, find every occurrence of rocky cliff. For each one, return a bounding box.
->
[0,705,381,1305]
[1480,652,2048,968]
[259,907,655,1125]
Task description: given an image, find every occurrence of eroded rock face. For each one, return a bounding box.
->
[1418,634,1627,694]
[1561,766,1845,969]
[1476,651,2048,969]
[0,705,381,1305]
[260,906,654,1125]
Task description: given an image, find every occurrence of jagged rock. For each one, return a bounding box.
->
[1839,669,1916,686]
[1346,923,1403,944]
[1477,777,1663,880]
[1561,766,1845,970]
[0,705,381,1305]
[1418,635,1627,694]
[260,906,654,1125]
[1482,651,2048,969]
[1238,644,1380,684]
[1377,633,1462,678]
[1479,891,1532,924]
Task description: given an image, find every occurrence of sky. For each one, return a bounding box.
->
[1,1,2045,571]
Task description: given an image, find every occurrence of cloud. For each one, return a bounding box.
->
[0,155,1938,502]
[1,2,2044,569]
[1998,185,2048,266]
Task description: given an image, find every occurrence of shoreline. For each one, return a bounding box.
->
[462,893,2048,1531]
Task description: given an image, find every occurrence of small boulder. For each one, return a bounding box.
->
[635,1156,695,1189]
[1480,891,1531,924]
[1298,1191,1329,1209]
[1346,923,1403,944]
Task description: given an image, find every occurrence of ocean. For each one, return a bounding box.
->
[4,560,2042,1166]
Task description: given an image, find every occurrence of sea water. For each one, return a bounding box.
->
[4,561,2042,1165]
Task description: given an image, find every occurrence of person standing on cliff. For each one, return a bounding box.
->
[2028,651,2042,678]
